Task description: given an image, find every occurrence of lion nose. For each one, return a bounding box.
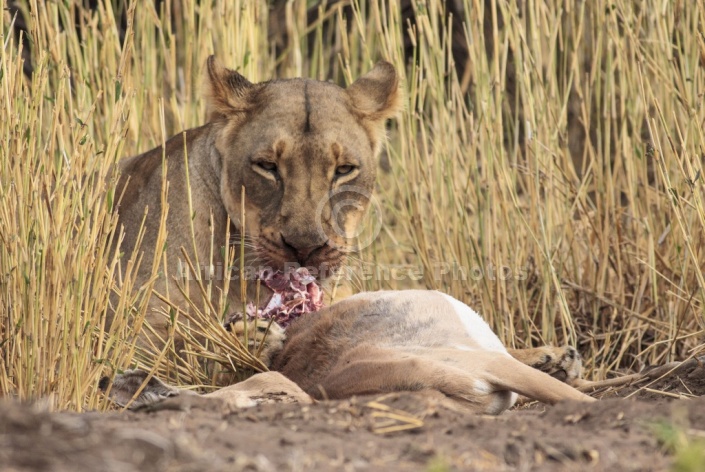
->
[280,235,325,265]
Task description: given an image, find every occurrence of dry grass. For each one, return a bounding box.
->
[1,0,704,410]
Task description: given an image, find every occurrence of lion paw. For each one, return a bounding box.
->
[99,369,182,409]
[508,345,583,383]
[224,313,286,367]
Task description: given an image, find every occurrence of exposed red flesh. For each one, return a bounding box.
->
[242,267,324,327]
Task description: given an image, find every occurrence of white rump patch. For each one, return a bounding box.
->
[473,379,492,394]
[440,293,507,352]
[488,391,518,415]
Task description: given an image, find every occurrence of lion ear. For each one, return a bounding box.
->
[205,55,254,121]
[347,61,402,122]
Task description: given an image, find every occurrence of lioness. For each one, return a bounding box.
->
[112,58,586,388]
[106,61,683,414]
[114,57,401,343]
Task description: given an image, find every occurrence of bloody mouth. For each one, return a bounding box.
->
[228,267,325,328]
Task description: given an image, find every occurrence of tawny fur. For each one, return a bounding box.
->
[271,290,593,414]
[107,61,605,413]
[112,58,402,345]
[104,290,594,415]
[103,369,310,411]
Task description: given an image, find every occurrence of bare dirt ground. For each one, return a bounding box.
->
[1,360,704,472]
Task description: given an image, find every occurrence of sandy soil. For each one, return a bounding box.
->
[1,361,704,472]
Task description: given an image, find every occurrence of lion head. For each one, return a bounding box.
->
[115,59,401,339]
[204,57,401,278]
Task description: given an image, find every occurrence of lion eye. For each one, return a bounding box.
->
[256,161,277,173]
[335,165,356,176]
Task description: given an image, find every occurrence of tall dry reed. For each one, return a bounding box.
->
[1,0,703,410]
